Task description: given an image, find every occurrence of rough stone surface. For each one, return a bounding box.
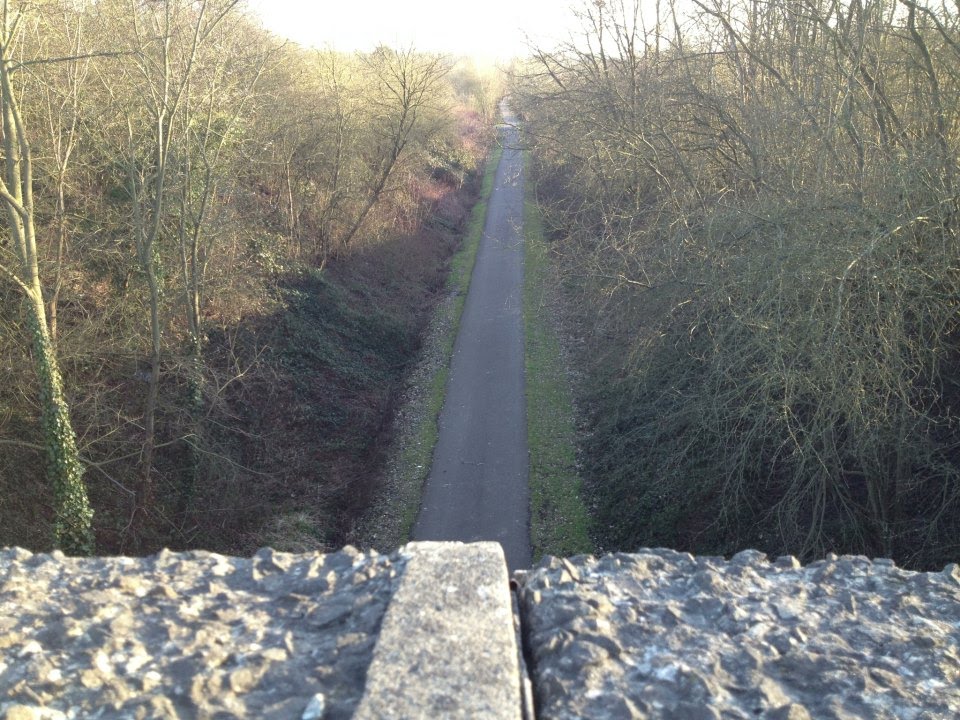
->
[4,542,959,720]
[355,541,522,719]
[0,545,402,719]
[515,549,960,720]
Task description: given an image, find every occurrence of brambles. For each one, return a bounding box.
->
[516,0,960,568]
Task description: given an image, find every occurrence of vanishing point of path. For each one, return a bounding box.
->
[413,111,532,570]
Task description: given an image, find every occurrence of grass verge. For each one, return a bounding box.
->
[351,141,503,551]
[523,180,593,560]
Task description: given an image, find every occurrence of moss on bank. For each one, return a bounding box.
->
[523,186,593,560]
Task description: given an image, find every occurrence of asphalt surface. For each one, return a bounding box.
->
[413,113,532,571]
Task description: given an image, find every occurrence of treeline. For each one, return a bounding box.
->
[514,0,960,568]
[0,0,498,554]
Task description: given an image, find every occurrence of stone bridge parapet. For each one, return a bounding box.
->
[0,542,958,719]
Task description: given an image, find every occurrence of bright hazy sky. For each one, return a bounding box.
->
[247,0,578,62]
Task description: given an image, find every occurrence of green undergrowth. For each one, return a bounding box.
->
[523,182,593,560]
[245,200,473,552]
[277,268,414,452]
[355,141,504,551]
[241,261,432,552]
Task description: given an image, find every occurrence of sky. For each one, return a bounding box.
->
[247,0,579,63]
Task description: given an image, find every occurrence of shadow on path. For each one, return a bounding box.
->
[413,108,531,571]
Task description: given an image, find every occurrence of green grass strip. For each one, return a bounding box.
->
[365,142,504,550]
[523,178,594,560]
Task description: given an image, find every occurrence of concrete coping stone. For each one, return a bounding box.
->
[355,541,522,720]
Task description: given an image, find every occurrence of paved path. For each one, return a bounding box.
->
[413,112,531,571]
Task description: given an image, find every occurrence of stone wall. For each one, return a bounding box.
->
[516,549,960,720]
[1,543,958,719]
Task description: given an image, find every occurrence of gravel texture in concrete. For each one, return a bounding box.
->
[0,546,401,719]
[515,549,960,720]
[5,542,958,720]
[355,541,521,719]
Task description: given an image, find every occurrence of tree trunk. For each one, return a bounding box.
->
[27,299,95,555]
[0,5,94,554]
[140,249,162,509]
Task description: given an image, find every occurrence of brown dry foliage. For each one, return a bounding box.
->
[0,0,497,554]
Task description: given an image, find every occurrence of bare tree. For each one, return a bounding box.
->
[106,0,241,508]
[336,46,450,256]
[0,0,93,554]
[515,0,960,566]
